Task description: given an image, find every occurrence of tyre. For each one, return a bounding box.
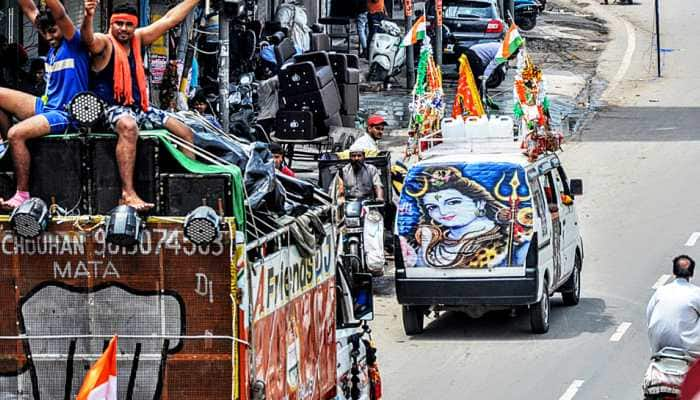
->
[530,277,550,334]
[562,255,581,306]
[517,15,537,31]
[402,305,424,335]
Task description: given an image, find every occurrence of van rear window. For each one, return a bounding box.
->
[397,162,534,269]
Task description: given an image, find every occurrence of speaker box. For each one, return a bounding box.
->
[29,137,86,212]
[89,136,160,215]
[275,111,315,141]
[160,173,232,217]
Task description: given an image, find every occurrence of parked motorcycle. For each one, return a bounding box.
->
[643,347,699,399]
[344,199,385,276]
[514,0,541,31]
[368,20,407,83]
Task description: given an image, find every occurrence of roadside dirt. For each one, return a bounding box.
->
[526,0,609,75]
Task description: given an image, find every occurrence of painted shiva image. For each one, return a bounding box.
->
[397,164,534,269]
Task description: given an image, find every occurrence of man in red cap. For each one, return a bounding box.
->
[351,114,388,153]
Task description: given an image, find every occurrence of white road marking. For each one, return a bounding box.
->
[559,380,585,400]
[602,19,636,100]
[610,322,632,342]
[686,232,700,246]
[653,274,672,289]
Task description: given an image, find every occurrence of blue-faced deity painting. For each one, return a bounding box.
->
[397,162,534,269]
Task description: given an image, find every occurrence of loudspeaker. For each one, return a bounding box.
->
[160,174,232,217]
[89,136,160,215]
[275,111,315,141]
[28,137,86,212]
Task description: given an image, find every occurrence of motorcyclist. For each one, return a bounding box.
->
[339,146,384,202]
[646,255,700,353]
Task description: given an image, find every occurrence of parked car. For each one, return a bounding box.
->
[427,0,505,64]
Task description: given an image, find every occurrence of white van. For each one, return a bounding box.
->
[394,146,584,334]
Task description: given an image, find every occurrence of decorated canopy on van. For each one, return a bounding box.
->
[397,162,534,274]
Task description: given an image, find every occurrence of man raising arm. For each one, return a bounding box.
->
[0,0,90,209]
[82,0,198,211]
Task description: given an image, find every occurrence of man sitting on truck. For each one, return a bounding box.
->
[339,146,384,202]
[81,0,197,211]
[0,0,90,210]
[647,255,700,353]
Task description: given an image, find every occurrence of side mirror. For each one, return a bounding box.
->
[352,273,374,321]
[570,179,583,196]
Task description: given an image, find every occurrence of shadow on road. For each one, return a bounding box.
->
[582,107,700,141]
[404,297,614,341]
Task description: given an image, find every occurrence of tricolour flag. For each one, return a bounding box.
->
[495,24,524,64]
[452,54,484,118]
[77,336,118,400]
[401,16,426,47]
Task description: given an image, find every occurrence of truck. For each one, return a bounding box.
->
[0,130,378,399]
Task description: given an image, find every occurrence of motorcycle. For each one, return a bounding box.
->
[514,0,541,31]
[344,199,385,276]
[643,347,699,399]
[368,20,407,84]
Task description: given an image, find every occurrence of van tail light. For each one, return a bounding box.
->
[486,19,504,33]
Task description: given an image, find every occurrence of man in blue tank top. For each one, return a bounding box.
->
[82,0,198,212]
[0,0,90,209]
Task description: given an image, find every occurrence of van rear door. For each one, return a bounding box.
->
[397,161,535,279]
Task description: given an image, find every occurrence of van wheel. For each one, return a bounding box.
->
[562,255,581,306]
[402,306,424,335]
[530,277,550,334]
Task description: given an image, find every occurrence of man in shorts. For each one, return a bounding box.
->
[82,0,198,211]
[0,0,90,209]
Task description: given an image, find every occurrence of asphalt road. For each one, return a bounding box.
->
[371,0,700,398]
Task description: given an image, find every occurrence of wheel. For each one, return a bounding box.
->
[562,255,581,306]
[530,277,550,334]
[517,15,537,31]
[402,305,424,335]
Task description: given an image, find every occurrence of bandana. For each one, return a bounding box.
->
[109,14,148,111]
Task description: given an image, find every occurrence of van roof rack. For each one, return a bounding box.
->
[413,115,564,164]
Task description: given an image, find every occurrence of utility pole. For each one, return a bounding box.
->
[655,0,661,77]
[404,0,415,89]
[435,0,443,66]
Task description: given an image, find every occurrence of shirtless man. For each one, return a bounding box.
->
[82,0,198,211]
[0,0,90,209]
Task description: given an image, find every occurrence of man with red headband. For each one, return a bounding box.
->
[81,0,198,212]
[0,0,90,210]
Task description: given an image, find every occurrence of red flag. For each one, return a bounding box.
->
[77,336,118,400]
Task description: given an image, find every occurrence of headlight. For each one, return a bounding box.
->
[346,217,361,228]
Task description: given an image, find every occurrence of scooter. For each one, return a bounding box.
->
[368,20,407,84]
[344,199,385,276]
[643,347,698,399]
[514,0,541,31]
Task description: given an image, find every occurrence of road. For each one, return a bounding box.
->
[371,0,700,398]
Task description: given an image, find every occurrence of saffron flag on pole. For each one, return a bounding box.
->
[401,16,426,47]
[495,24,524,64]
[77,336,118,400]
[452,54,484,118]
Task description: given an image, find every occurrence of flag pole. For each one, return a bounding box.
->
[404,0,415,89]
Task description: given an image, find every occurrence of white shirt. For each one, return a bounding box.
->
[351,133,379,153]
[470,42,500,80]
[647,278,700,353]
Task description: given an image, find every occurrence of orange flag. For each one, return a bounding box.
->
[452,54,485,118]
[77,336,118,400]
